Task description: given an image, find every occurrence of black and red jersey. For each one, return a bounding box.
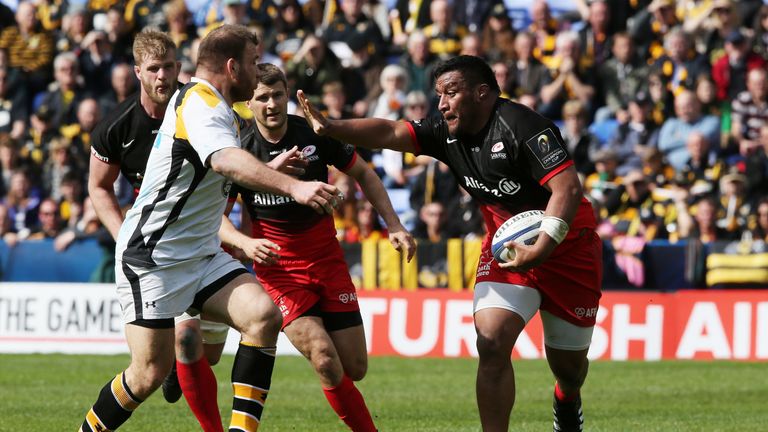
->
[407,98,596,238]
[232,115,357,256]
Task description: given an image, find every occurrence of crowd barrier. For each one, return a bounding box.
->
[0,284,766,361]
[3,238,766,291]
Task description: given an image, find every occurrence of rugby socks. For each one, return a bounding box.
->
[178,357,224,432]
[80,372,142,431]
[228,343,276,432]
[554,381,580,403]
[322,375,377,432]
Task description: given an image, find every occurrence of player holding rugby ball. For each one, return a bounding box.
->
[299,55,602,432]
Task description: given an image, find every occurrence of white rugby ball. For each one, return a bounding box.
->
[491,210,545,262]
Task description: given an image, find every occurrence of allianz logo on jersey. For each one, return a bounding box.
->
[301,145,320,161]
[253,192,296,206]
[464,176,521,197]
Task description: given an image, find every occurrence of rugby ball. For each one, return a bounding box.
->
[491,210,545,262]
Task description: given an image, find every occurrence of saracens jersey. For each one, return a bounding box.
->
[90,90,172,192]
[407,98,596,241]
[117,78,241,267]
[232,115,357,258]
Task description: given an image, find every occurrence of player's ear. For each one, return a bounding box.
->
[477,84,489,100]
[226,58,237,77]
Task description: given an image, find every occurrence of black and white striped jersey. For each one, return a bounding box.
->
[117,78,241,267]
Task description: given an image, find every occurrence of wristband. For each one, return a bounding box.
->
[540,216,569,244]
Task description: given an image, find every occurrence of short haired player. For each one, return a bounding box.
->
[299,55,602,432]
[219,63,415,431]
[79,24,341,432]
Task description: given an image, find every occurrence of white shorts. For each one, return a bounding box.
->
[176,313,231,344]
[116,250,249,324]
[473,281,594,351]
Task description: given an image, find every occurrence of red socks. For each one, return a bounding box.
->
[177,357,224,432]
[555,381,580,402]
[322,375,377,432]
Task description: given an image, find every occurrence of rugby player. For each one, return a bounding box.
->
[298,55,602,432]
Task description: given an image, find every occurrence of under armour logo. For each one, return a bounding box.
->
[145,301,157,309]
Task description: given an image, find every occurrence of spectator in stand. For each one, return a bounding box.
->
[742,123,768,197]
[350,199,387,242]
[321,81,354,121]
[481,3,515,64]
[62,98,100,166]
[561,100,598,176]
[27,197,62,240]
[731,68,768,158]
[164,0,196,62]
[285,34,341,105]
[695,75,723,117]
[752,4,768,58]
[0,134,27,196]
[528,0,560,70]
[677,131,726,189]
[712,30,766,103]
[658,90,720,170]
[607,92,660,176]
[54,5,91,54]
[578,0,612,70]
[678,194,740,242]
[392,0,432,38]
[540,31,596,121]
[99,63,136,114]
[597,32,648,122]
[508,31,547,103]
[422,0,467,61]
[39,52,90,133]
[399,31,436,97]
[584,148,621,209]
[124,0,166,33]
[104,6,133,62]
[53,196,102,251]
[57,170,85,222]
[453,0,500,33]
[699,0,743,64]
[79,30,119,96]
[747,196,768,242]
[3,169,40,240]
[0,202,18,246]
[265,0,312,63]
[0,1,55,94]
[20,103,59,170]
[339,36,387,118]
[718,169,752,232]
[640,146,676,189]
[0,65,28,141]
[41,137,77,202]
[629,0,679,65]
[323,0,384,61]
[651,28,710,99]
[647,71,673,126]
[491,61,512,99]
[459,33,484,59]
[414,201,445,242]
[368,64,408,121]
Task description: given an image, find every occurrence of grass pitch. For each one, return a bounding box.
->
[0,354,766,431]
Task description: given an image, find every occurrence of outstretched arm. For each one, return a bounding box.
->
[346,156,416,262]
[210,147,339,214]
[297,90,418,153]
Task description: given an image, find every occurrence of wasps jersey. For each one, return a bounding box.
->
[117,78,241,267]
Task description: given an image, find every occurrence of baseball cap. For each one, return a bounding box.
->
[490,4,508,19]
[632,91,651,105]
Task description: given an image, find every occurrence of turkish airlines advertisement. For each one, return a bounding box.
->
[1,284,766,361]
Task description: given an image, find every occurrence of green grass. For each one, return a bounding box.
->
[0,355,766,431]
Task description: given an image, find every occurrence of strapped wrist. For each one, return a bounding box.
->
[540,216,569,244]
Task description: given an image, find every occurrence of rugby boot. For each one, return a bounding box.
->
[162,363,183,403]
[553,393,583,432]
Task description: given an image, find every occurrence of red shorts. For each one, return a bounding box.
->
[476,228,603,326]
[254,245,359,329]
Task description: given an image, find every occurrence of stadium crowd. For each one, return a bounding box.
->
[0,0,767,287]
